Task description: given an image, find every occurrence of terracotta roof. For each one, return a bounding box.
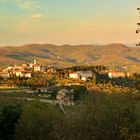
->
[22,66,30,69]
[15,70,24,73]
[33,64,41,67]
[109,71,125,74]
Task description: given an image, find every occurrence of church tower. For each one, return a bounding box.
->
[34,59,37,65]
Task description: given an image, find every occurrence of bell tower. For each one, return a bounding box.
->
[34,59,37,65]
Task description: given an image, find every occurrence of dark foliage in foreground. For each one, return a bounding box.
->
[0,104,22,140]
[0,92,139,140]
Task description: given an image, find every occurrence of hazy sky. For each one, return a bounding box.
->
[0,0,140,46]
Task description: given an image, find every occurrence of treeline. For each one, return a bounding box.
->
[0,92,139,140]
[0,75,56,88]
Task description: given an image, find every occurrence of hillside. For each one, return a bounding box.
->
[0,43,140,72]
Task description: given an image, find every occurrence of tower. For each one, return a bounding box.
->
[34,59,37,65]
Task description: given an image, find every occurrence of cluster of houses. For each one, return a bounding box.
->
[0,59,131,80]
[69,70,131,81]
[69,71,93,81]
[0,59,46,78]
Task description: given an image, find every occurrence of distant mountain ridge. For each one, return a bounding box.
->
[0,43,140,72]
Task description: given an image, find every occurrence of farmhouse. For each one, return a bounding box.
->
[108,71,126,79]
[24,72,32,78]
[80,71,93,81]
[56,89,74,102]
[15,70,25,77]
[0,71,10,78]
[69,72,80,79]
[69,71,93,81]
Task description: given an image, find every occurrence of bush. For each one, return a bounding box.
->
[0,104,22,140]
[15,102,63,140]
[72,85,87,101]
[53,93,140,140]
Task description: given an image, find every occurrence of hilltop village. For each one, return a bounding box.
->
[0,59,46,78]
[0,59,139,104]
[0,59,131,80]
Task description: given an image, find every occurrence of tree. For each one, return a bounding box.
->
[72,85,87,101]
[16,102,62,140]
[0,104,22,140]
[92,73,97,85]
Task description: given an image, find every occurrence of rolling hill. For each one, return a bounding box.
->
[0,43,140,72]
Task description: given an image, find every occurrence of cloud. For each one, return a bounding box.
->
[2,0,44,20]
[17,0,41,10]
[31,13,43,19]
[2,0,42,11]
